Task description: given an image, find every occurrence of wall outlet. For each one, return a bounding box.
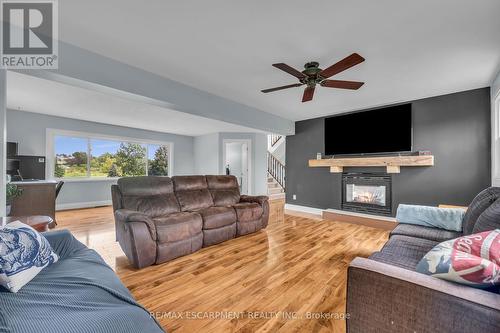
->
[293,194,296,200]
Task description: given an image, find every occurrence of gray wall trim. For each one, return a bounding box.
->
[14,41,295,135]
[286,88,492,215]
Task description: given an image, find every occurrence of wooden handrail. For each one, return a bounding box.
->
[270,134,282,148]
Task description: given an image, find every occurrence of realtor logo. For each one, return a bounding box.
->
[1,0,58,68]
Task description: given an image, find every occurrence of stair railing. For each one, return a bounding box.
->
[269,134,282,148]
[267,152,285,190]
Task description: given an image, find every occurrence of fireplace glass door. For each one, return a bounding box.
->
[341,173,392,216]
[345,184,386,207]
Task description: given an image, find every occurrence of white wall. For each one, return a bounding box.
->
[7,109,195,209]
[253,133,268,195]
[218,133,268,195]
[194,133,219,174]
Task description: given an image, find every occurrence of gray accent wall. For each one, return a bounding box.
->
[7,110,195,209]
[286,88,492,214]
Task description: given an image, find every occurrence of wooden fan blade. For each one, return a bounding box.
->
[319,53,365,79]
[302,86,315,102]
[320,80,364,90]
[261,83,303,93]
[272,63,307,79]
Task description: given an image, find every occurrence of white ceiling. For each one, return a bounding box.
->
[56,0,500,121]
[6,71,260,136]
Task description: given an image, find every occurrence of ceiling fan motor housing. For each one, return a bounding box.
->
[302,62,323,86]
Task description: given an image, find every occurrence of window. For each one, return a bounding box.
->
[50,130,172,180]
[55,136,88,178]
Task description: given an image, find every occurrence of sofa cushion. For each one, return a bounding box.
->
[416,230,500,288]
[369,235,438,271]
[118,176,180,217]
[203,224,237,247]
[172,176,214,211]
[206,175,240,206]
[199,206,236,230]
[118,176,171,195]
[233,202,263,222]
[390,224,463,242]
[462,187,500,235]
[153,212,203,243]
[472,198,500,234]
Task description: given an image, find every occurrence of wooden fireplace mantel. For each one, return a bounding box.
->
[308,155,434,174]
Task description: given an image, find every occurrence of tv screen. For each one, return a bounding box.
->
[324,104,412,156]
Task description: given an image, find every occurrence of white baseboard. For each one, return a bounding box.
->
[56,200,112,211]
[284,203,323,216]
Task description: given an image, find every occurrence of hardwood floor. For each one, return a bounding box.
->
[55,206,389,333]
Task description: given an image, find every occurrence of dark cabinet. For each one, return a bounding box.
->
[10,181,57,221]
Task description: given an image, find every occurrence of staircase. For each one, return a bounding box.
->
[268,175,284,195]
[267,134,285,198]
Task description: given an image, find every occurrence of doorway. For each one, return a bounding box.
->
[222,139,251,194]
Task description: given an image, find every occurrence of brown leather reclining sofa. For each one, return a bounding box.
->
[111,175,269,268]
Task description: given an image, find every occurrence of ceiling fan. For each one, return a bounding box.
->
[261,53,365,102]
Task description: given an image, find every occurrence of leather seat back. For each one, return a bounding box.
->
[206,175,240,206]
[117,176,180,217]
[173,176,214,211]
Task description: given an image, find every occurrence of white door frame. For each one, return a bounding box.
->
[222,139,252,195]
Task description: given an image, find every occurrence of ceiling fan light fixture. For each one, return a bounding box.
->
[262,53,365,102]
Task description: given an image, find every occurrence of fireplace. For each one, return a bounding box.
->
[342,173,392,216]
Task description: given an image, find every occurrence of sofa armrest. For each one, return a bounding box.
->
[240,195,270,228]
[114,209,156,241]
[240,195,269,206]
[346,257,500,333]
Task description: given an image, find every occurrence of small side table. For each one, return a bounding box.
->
[1,215,54,232]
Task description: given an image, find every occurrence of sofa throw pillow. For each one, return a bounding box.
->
[396,204,465,231]
[0,221,59,293]
[416,229,500,288]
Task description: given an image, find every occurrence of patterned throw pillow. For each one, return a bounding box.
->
[416,229,500,288]
[0,221,58,293]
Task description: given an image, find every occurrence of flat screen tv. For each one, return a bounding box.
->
[324,104,412,156]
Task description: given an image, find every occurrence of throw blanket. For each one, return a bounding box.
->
[396,204,465,232]
[0,230,164,333]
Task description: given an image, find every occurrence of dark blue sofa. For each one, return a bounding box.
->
[0,230,165,333]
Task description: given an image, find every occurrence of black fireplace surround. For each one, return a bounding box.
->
[341,173,392,216]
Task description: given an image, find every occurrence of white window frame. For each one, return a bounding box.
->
[46,128,174,182]
[492,91,500,186]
